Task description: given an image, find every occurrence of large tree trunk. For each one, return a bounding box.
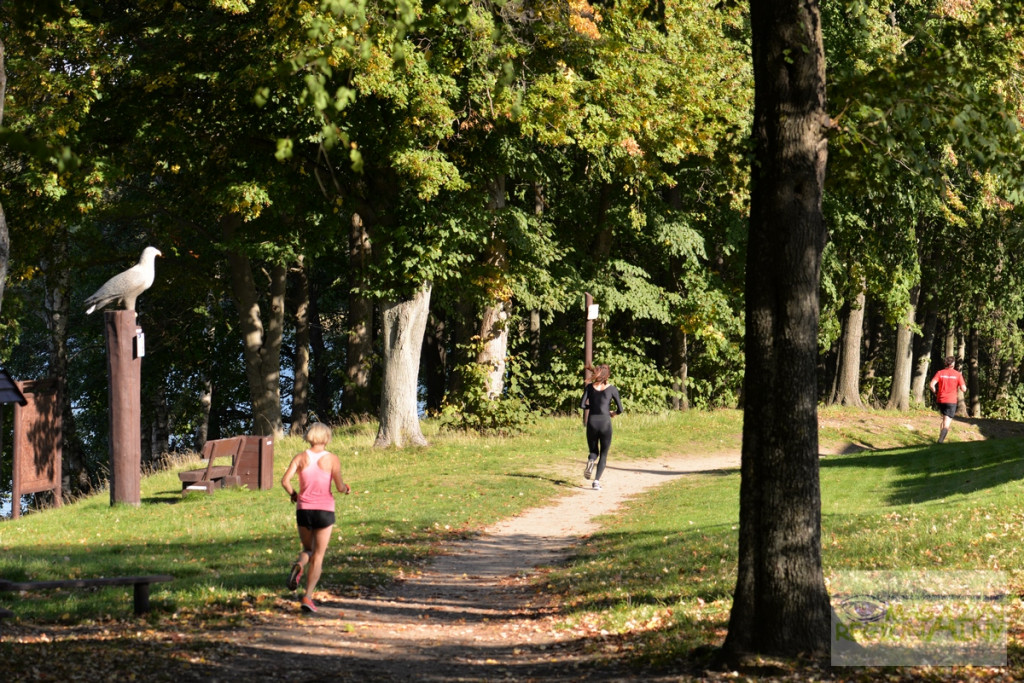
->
[910,307,937,405]
[346,212,375,417]
[42,240,88,495]
[886,284,920,411]
[722,0,831,660]
[375,283,432,448]
[829,282,865,407]
[291,255,311,435]
[0,38,8,315]
[223,216,285,438]
[477,176,510,398]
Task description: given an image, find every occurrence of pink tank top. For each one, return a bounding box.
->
[297,450,335,511]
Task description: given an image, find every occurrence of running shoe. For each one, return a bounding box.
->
[287,562,303,591]
[592,480,601,491]
[583,458,596,480]
[300,595,318,613]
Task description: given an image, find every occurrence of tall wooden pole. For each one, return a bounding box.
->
[584,292,594,386]
[105,311,142,507]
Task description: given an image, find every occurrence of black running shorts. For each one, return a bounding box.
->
[296,509,335,530]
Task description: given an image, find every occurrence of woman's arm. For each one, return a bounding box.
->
[330,455,351,494]
[281,455,302,502]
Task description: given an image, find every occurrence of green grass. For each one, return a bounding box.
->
[5,407,1024,679]
[545,433,1024,673]
[0,410,742,623]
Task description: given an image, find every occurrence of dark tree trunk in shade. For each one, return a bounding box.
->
[291,256,312,435]
[346,212,375,417]
[723,0,832,659]
[967,326,981,417]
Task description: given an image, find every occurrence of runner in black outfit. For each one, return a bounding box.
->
[581,364,623,491]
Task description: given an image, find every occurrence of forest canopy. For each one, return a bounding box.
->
[1,0,1023,495]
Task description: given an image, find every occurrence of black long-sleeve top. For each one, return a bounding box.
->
[580,384,623,418]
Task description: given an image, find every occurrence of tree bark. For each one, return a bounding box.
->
[723,0,831,660]
[307,275,332,421]
[223,216,285,438]
[670,327,690,411]
[886,284,920,411]
[375,282,432,448]
[829,282,865,407]
[0,38,8,315]
[967,326,980,417]
[422,312,447,414]
[43,240,89,495]
[910,307,937,405]
[291,255,311,435]
[346,212,375,417]
[477,176,510,398]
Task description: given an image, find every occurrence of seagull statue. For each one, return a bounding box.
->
[84,246,163,314]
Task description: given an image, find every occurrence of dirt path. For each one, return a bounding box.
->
[223,453,740,681]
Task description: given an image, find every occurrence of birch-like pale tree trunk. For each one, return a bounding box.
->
[477,176,510,398]
[375,282,432,448]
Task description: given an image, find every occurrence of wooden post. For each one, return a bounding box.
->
[584,293,594,385]
[105,311,141,507]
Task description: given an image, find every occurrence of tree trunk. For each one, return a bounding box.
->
[307,275,332,422]
[346,212,375,417]
[291,255,311,435]
[723,0,831,660]
[670,327,690,411]
[42,241,88,495]
[223,216,285,438]
[944,323,957,359]
[829,283,865,407]
[422,313,446,414]
[910,307,937,405]
[886,284,919,411]
[0,38,8,315]
[477,176,510,398]
[198,378,212,449]
[375,282,432,448]
[967,326,980,417]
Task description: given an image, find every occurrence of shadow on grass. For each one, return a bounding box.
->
[820,439,1024,505]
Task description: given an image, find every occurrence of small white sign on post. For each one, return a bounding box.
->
[135,329,146,358]
[587,304,599,320]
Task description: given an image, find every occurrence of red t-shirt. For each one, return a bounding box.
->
[931,368,966,404]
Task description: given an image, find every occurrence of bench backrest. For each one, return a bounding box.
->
[199,437,245,476]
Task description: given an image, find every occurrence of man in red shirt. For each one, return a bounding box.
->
[929,355,967,443]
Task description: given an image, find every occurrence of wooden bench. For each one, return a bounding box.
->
[177,436,246,494]
[0,574,174,619]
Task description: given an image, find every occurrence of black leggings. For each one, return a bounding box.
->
[586,415,613,481]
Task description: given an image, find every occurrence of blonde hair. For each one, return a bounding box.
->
[305,422,332,447]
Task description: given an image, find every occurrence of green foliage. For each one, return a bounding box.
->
[439,347,537,436]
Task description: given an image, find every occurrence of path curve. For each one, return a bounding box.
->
[224,453,740,681]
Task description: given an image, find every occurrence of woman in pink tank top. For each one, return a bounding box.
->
[281,423,351,612]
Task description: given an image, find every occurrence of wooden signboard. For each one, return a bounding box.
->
[12,379,62,519]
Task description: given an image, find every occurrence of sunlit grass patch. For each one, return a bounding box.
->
[548,436,1024,676]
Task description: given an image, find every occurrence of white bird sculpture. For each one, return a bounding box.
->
[84,246,163,314]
